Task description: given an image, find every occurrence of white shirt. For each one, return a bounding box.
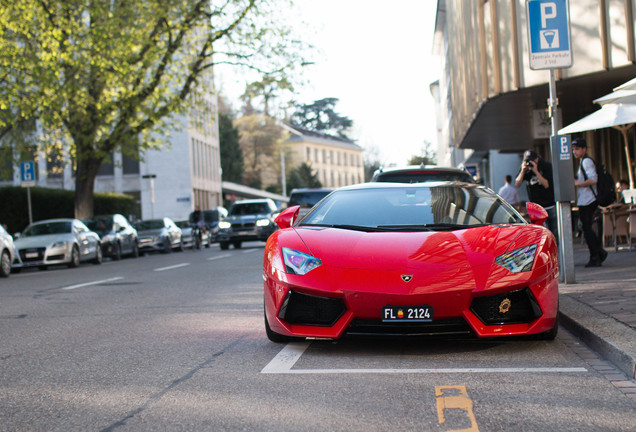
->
[498,183,520,205]
[576,157,598,206]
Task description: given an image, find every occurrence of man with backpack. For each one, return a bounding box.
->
[572,138,608,267]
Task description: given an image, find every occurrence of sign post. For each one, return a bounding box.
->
[20,161,36,225]
[526,0,575,283]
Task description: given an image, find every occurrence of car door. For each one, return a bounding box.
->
[115,215,132,254]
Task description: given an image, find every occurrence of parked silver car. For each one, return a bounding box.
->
[134,218,183,253]
[0,224,15,277]
[12,218,102,272]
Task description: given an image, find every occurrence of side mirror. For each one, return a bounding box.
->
[275,205,300,229]
[526,202,548,226]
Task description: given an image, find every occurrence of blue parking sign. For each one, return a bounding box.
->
[20,161,36,187]
[526,0,572,69]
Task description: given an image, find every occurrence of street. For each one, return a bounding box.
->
[1,245,635,431]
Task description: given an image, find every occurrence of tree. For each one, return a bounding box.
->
[287,162,322,191]
[0,0,309,218]
[291,98,353,139]
[218,111,243,184]
[408,141,437,166]
[233,113,286,189]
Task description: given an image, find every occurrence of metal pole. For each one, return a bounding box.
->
[27,187,33,225]
[549,69,575,284]
[281,152,287,197]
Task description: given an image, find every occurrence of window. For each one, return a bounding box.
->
[306,147,311,162]
[123,149,140,174]
[97,152,114,176]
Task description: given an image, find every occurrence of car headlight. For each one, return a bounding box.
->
[256,218,270,227]
[282,247,321,275]
[51,240,70,249]
[218,221,231,230]
[495,244,537,273]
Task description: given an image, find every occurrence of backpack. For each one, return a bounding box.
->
[580,156,616,207]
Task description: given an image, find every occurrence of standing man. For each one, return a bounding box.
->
[572,138,608,267]
[498,175,520,208]
[515,149,557,239]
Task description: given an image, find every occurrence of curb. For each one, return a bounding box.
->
[559,294,636,379]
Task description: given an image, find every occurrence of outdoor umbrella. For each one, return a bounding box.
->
[614,77,636,92]
[593,89,636,106]
[559,103,636,188]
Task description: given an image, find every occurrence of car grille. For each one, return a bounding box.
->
[19,248,46,262]
[278,290,346,327]
[470,288,542,325]
[230,222,255,230]
[346,318,473,337]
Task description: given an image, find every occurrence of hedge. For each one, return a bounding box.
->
[0,186,140,234]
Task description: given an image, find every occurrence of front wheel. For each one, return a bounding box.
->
[68,245,80,268]
[0,250,11,277]
[219,242,229,250]
[112,242,121,260]
[264,310,298,343]
[92,244,103,265]
[233,241,242,249]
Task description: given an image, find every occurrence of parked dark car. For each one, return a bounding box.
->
[134,218,183,253]
[0,224,15,277]
[287,188,334,218]
[217,199,279,250]
[189,207,228,243]
[83,214,139,260]
[372,165,476,183]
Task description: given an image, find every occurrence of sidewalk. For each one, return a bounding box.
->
[559,240,636,379]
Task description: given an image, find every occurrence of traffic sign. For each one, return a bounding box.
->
[526,0,572,69]
[20,161,36,187]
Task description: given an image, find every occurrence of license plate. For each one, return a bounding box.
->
[25,252,39,259]
[238,231,249,236]
[382,305,433,322]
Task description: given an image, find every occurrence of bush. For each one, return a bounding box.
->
[0,186,140,234]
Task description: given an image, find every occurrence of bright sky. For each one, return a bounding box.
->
[218,0,440,167]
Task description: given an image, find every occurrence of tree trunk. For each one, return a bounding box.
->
[74,155,101,219]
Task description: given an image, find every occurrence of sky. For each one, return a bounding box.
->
[217,0,440,167]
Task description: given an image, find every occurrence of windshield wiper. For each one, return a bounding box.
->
[300,223,386,232]
[377,223,486,231]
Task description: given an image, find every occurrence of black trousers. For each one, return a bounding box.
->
[578,201,602,259]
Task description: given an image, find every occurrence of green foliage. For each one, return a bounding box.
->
[287,162,322,190]
[219,112,244,183]
[408,142,437,166]
[0,0,311,218]
[291,98,353,139]
[0,186,139,234]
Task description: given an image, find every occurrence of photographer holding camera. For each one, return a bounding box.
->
[515,149,558,240]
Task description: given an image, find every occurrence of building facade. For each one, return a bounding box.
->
[283,124,365,189]
[433,0,636,194]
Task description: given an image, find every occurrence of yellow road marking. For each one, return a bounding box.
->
[435,385,479,432]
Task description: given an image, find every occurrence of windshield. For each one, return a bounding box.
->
[289,191,332,207]
[300,185,524,231]
[23,221,72,236]
[135,220,164,230]
[83,217,113,233]
[229,202,269,216]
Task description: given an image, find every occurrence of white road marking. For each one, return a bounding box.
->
[61,277,124,291]
[154,263,190,272]
[207,254,231,261]
[261,342,588,375]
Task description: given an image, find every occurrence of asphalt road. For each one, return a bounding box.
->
[1,244,634,431]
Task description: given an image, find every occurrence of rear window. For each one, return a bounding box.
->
[288,191,332,208]
[374,171,474,183]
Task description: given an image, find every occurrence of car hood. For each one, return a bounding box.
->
[224,214,271,223]
[293,225,535,271]
[14,233,75,249]
[137,228,165,236]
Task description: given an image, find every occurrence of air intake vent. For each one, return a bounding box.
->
[470,288,542,325]
[278,290,346,327]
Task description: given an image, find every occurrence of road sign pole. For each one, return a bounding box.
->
[549,70,575,284]
[27,187,33,225]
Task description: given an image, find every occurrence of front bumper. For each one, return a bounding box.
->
[13,243,73,268]
[138,236,167,252]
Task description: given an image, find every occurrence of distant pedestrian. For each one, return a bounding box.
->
[572,138,607,267]
[498,175,520,208]
[616,179,629,203]
[515,149,558,239]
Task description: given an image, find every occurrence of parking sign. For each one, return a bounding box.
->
[20,161,36,187]
[526,0,572,69]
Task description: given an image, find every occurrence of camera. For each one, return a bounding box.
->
[525,161,533,168]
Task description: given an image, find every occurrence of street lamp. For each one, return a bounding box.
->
[142,174,157,218]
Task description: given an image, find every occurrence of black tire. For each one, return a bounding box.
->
[112,243,121,260]
[264,310,297,343]
[540,313,559,340]
[220,242,229,250]
[131,242,139,258]
[0,250,11,277]
[92,244,103,265]
[161,237,171,254]
[233,241,242,249]
[68,245,80,268]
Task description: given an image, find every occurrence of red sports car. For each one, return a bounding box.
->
[263,182,559,342]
